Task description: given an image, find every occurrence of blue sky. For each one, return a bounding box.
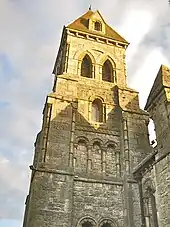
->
[0,0,170,226]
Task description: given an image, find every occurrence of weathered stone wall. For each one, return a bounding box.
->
[130,183,142,227]
[126,112,151,167]
[72,180,124,227]
[140,152,170,227]
[25,171,74,227]
[155,152,170,227]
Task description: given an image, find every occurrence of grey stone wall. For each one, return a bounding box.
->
[155,152,170,227]
[25,171,74,227]
[72,180,123,227]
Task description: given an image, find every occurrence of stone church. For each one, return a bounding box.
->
[22,9,170,227]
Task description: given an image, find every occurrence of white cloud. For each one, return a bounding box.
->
[129,48,170,108]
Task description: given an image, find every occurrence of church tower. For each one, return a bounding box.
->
[23,9,151,227]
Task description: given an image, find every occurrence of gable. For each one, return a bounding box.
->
[67,10,128,44]
[145,65,170,110]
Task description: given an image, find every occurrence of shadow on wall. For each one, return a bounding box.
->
[34,85,151,177]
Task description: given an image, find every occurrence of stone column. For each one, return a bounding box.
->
[144,197,151,227]
[122,117,130,173]
[101,147,106,173]
[87,145,92,172]
[115,151,121,177]
[69,101,77,167]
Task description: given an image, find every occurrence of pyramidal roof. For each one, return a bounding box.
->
[145,65,170,110]
[66,10,128,44]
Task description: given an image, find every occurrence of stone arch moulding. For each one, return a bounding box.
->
[76,216,97,227]
[104,140,118,149]
[99,218,118,227]
[77,50,96,78]
[76,50,96,64]
[74,136,90,147]
[98,55,116,68]
[88,95,105,103]
[90,138,104,148]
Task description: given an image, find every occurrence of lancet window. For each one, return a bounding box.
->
[102,59,116,83]
[81,54,93,78]
[91,99,103,122]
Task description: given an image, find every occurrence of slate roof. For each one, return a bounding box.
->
[67,10,128,44]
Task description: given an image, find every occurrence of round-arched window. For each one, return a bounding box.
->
[92,99,103,122]
[77,217,96,227]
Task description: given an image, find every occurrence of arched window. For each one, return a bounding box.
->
[82,222,93,227]
[92,99,103,122]
[94,21,102,31]
[81,54,93,78]
[99,220,114,227]
[102,60,113,82]
[102,59,116,83]
[78,217,96,227]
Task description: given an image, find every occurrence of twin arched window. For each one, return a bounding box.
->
[78,218,114,227]
[81,54,116,83]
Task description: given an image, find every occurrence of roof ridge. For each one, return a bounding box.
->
[66,10,128,44]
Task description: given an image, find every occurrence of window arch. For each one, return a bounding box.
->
[91,99,103,122]
[102,59,116,83]
[81,54,93,78]
[77,217,96,227]
[99,219,116,227]
[94,21,102,31]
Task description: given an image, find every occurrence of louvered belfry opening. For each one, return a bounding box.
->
[81,54,93,78]
[102,60,113,82]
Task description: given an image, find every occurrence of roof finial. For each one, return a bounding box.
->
[89,5,92,10]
